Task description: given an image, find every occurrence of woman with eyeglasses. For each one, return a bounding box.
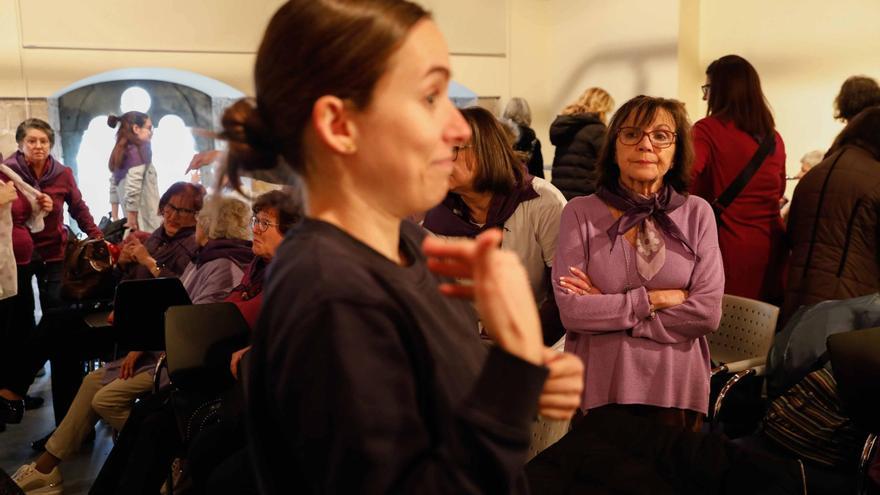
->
[423,106,568,343]
[692,55,787,303]
[554,95,724,430]
[117,182,204,281]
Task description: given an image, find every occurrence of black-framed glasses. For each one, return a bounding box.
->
[617,127,677,149]
[452,144,472,162]
[163,204,198,217]
[701,84,710,97]
[251,216,280,234]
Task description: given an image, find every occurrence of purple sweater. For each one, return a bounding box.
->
[553,194,723,414]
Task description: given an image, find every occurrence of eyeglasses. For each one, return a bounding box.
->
[701,84,711,97]
[452,144,472,162]
[251,216,280,234]
[617,126,677,149]
[163,204,198,217]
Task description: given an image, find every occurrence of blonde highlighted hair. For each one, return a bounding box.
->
[562,87,614,123]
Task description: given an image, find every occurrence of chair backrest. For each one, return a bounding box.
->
[827,327,880,434]
[528,417,571,461]
[114,277,191,351]
[708,294,779,365]
[164,302,250,394]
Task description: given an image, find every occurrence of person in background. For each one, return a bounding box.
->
[108,112,161,233]
[555,95,724,431]
[780,150,823,220]
[691,54,787,303]
[503,97,545,179]
[423,106,567,344]
[833,75,880,124]
[0,156,52,433]
[783,106,880,322]
[2,118,103,315]
[225,1,584,493]
[550,87,614,200]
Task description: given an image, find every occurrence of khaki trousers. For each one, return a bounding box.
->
[45,367,153,460]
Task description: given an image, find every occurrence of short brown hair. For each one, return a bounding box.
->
[597,95,694,194]
[158,182,206,215]
[834,76,880,122]
[252,188,305,234]
[15,119,55,147]
[221,0,430,189]
[828,105,880,161]
[460,106,525,195]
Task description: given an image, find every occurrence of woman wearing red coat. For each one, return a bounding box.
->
[691,55,787,303]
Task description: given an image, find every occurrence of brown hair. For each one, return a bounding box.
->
[827,105,880,161]
[252,188,305,234]
[705,55,775,137]
[220,0,430,189]
[158,182,206,215]
[108,111,151,172]
[15,118,55,147]
[562,87,615,123]
[460,106,525,195]
[833,76,880,122]
[597,95,694,193]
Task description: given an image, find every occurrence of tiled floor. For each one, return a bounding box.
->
[0,365,115,495]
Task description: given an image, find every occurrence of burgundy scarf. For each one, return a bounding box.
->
[596,182,694,280]
[423,175,540,238]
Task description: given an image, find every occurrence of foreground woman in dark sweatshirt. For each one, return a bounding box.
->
[223,1,585,494]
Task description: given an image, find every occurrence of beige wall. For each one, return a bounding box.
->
[697,0,880,197]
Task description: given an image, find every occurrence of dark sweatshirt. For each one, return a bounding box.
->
[247,218,548,494]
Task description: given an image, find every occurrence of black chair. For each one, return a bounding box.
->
[827,327,880,495]
[113,278,191,352]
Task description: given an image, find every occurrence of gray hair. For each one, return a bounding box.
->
[197,196,251,241]
[800,150,824,169]
[502,97,532,127]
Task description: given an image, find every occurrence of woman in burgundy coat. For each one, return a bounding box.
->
[691,55,788,303]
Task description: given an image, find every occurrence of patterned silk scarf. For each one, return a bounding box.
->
[595,182,694,281]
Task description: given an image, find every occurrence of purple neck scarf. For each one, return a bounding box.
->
[596,182,695,280]
[194,238,254,268]
[423,175,540,238]
[9,151,64,189]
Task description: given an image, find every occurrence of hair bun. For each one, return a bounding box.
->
[220,98,280,190]
[107,115,120,128]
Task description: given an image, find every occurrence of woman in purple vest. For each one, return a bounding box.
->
[108,112,161,233]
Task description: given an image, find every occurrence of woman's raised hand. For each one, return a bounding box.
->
[36,192,53,213]
[423,229,543,365]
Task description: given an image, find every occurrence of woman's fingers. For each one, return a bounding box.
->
[437,283,475,299]
[426,258,473,279]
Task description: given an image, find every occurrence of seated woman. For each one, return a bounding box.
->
[11,195,253,494]
[88,188,303,495]
[423,106,567,342]
[554,95,724,431]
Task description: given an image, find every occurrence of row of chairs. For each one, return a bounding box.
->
[530,294,880,494]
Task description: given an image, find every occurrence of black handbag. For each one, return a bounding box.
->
[98,215,128,244]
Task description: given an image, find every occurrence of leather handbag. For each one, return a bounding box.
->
[60,230,115,301]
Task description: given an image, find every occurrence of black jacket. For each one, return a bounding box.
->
[549,113,606,200]
[513,125,545,179]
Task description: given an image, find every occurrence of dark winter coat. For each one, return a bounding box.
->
[783,144,880,321]
[549,113,606,200]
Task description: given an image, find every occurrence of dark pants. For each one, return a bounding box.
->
[29,259,64,318]
[526,407,805,495]
[188,416,256,495]
[0,265,40,397]
[89,388,180,495]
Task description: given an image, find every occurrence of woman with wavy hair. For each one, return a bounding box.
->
[108,111,161,233]
[692,54,787,302]
[550,87,615,200]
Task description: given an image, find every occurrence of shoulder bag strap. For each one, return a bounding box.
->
[712,133,777,220]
